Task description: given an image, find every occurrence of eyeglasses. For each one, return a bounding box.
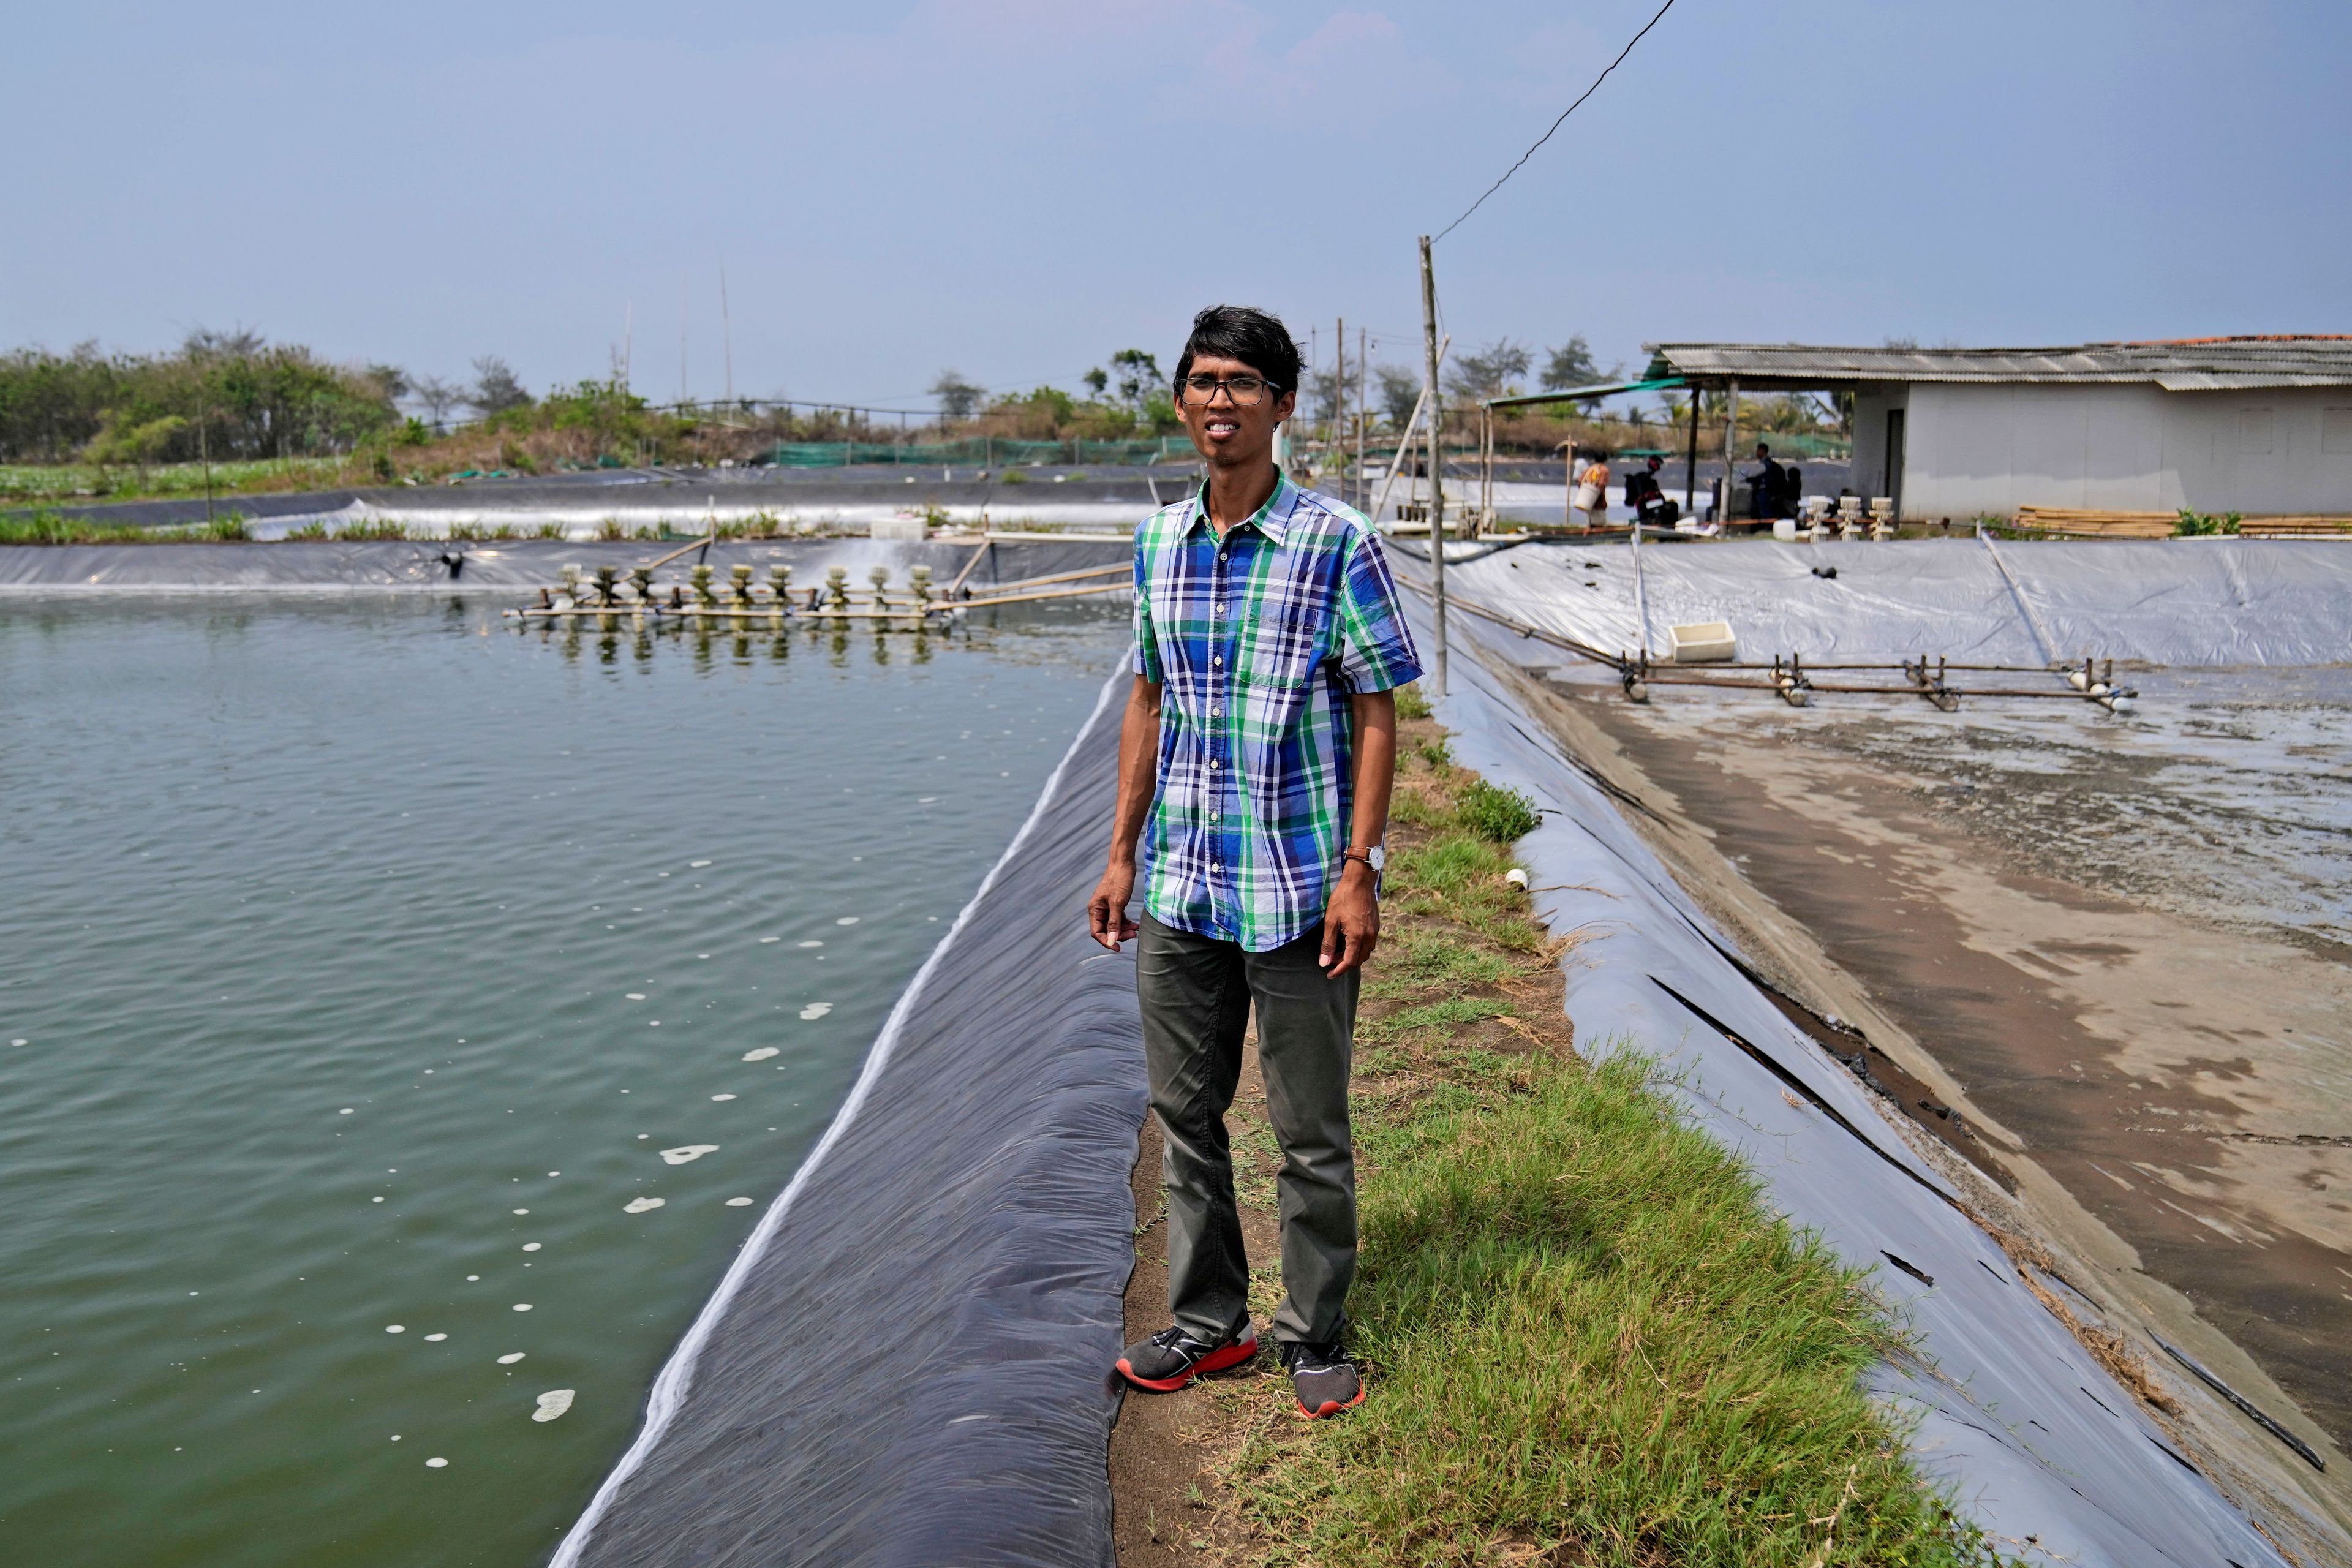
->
[1179,374,1272,407]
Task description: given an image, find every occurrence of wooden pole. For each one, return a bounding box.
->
[1420,235,1447,696]
[1479,402,1493,537]
[1683,389,1700,514]
[1564,441,1574,531]
[1720,378,1740,524]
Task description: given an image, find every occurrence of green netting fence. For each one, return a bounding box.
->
[761,437,1193,469]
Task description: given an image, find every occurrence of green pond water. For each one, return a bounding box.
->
[0,596,1127,1566]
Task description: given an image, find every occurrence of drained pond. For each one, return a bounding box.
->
[0,595,1127,1565]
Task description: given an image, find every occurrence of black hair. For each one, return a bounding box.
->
[1174,305,1302,397]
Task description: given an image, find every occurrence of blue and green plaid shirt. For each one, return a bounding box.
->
[1133,473,1422,951]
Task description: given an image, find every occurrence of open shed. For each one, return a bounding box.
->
[1646,337,2352,521]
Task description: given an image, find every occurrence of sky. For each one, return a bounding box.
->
[6,0,2349,413]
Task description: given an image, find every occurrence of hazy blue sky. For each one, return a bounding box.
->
[7,1,2346,410]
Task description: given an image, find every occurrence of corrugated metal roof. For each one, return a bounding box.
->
[1644,336,2352,390]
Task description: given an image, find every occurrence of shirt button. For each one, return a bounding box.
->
[1212,655,1223,667]
[1215,601,1225,616]
[1211,706,1223,717]
[1208,759,1219,771]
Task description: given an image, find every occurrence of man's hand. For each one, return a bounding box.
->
[1318,861,1381,977]
[1089,861,1140,951]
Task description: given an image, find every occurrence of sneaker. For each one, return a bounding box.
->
[1280,1340,1364,1417]
[1115,1322,1258,1393]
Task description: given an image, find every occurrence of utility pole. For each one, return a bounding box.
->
[1333,315,1345,505]
[679,273,689,407]
[622,300,633,391]
[720,265,734,407]
[1419,235,1447,696]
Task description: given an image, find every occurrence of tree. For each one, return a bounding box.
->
[469,356,531,415]
[185,324,266,359]
[1542,336,1607,392]
[1107,349,1163,412]
[410,375,466,432]
[1082,367,1109,398]
[1446,337,1532,403]
[930,370,984,421]
[1374,364,1421,431]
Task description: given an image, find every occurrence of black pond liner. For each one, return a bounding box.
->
[554,671,1140,1568]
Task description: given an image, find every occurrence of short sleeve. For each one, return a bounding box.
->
[1334,530,1422,693]
[1132,540,1164,683]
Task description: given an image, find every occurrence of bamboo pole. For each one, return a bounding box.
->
[1365,334,1451,528]
[946,537,994,597]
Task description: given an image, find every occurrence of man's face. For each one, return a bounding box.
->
[1176,353,1296,469]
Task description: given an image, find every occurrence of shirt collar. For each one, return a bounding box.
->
[1187,469,1297,546]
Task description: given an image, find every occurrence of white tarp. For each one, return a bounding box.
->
[1434,536,2352,668]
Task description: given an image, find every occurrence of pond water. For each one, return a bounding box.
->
[0,596,1127,1566]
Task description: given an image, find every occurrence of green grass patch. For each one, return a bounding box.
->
[1235,1050,1997,1566]
[1359,995,1513,1046]
[1456,778,1541,844]
[1393,681,1433,722]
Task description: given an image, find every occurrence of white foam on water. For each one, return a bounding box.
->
[522,1243,542,1252]
[741,1047,778,1062]
[426,1457,448,1468]
[425,1333,447,1342]
[339,1108,353,1115]
[798,1003,832,1020]
[512,1303,532,1312]
[623,1197,665,1213]
[385,1325,405,1333]
[372,1196,385,1204]
[625,993,647,1000]
[710,1093,736,1102]
[533,1389,576,1422]
[759,937,780,944]
[797,941,823,949]
[725,1197,753,1206]
[834,916,859,926]
[659,1145,718,1166]
[9,1038,25,1047]
[498,1352,526,1365]
[688,860,712,869]
[513,1208,529,1215]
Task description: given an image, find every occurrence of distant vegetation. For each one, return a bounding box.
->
[0,326,1851,510]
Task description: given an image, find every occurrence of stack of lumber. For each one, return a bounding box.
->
[2013,506,2176,538]
[2237,515,2352,538]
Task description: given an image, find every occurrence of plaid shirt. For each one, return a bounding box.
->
[1133,473,1422,951]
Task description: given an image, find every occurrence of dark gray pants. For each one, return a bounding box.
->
[1136,911,1359,1346]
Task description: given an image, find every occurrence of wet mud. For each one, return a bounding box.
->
[1564,682,2352,1453]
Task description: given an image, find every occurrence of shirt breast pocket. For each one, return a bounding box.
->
[1245,598,1329,695]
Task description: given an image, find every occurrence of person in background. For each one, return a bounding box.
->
[1747,442,1790,521]
[1575,454,1611,530]
[1624,454,1678,527]
[1090,304,1420,1421]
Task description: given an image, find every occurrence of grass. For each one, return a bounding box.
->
[0,509,249,545]
[1205,709,2001,1567]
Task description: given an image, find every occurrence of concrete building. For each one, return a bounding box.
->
[1646,337,2352,520]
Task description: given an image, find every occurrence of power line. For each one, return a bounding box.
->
[1431,0,1679,244]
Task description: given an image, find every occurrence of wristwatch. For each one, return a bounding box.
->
[1343,844,1385,895]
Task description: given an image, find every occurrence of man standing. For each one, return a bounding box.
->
[1088,305,1420,1419]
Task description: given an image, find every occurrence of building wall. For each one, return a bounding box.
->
[1896,382,2352,519]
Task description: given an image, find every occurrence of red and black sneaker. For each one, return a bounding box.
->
[1115,1323,1259,1392]
[1280,1340,1365,1418]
